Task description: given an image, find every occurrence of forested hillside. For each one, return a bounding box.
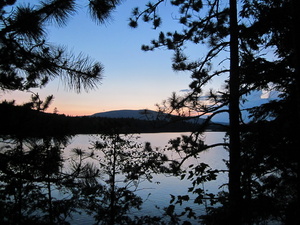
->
[0,103,223,136]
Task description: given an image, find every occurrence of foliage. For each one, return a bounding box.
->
[157,133,227,224]
[0,0,123,92]
[58,133,170,224]
[0,136,81,224]
[130,0,231,106]
[21,92,54,111]
[130,0,299,224]
[0,133,170,224]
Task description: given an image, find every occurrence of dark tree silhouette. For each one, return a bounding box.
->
[0,0,122,92]
[0,136,85,224]
[227,0,242,223]
[130,1,242,223]
[67,133,169,224]
[130,0,299,224]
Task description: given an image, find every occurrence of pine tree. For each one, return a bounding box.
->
[130,0,299,223]
[0,0,122,92]
[228,0,242,223]
[130,1,243,222]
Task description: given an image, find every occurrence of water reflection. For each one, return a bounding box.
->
[0,135,77,224]
[0,132,227,224]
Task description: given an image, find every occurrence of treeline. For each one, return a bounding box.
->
[0,103,223,136]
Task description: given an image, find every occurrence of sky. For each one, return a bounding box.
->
[0,0,273,122]
[1,0,197,116]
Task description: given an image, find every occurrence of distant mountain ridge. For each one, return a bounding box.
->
[91,109,228,129]
[91,109,171,120]
[1,104,226,135]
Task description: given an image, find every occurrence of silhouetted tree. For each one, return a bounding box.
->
[0,0,123,92]
[203,0,300,223]
[130,1,242,223]
[0,136,86,224]
[130,0,299,224]
[69,133,169,224]
[238,1,299,223]
[227,0,242,223]
[22,92,54,111]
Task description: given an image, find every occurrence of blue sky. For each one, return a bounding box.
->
[2,0,198,115]
[1,0,272,122]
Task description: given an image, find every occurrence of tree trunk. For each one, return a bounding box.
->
[291,0,300,224]
[109,139,117,225]
[228,0,242,223]
[47,179,54,225]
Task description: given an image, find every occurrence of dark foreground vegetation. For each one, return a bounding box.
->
[0,133,173,225]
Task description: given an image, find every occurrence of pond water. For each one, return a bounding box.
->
[64,132,228,224]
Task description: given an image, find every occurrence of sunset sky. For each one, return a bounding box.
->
[1,0,270,120]
[1,0,195,116]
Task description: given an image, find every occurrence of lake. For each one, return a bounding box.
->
[63,132,228,224]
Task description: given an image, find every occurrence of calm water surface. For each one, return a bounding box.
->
[65,132,228,224]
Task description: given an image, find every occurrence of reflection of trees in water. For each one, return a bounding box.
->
[0,134,169,225]
[0,135,78,224]
[68,133,169,225]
